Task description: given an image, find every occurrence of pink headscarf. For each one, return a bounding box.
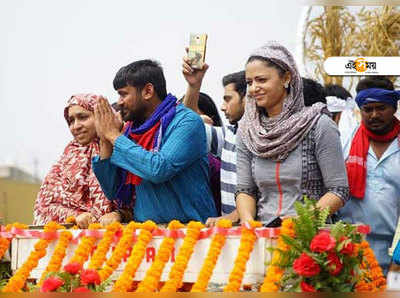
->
[239,41,326,161]
[33,94,114,225]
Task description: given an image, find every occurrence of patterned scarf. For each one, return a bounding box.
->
[33,94,113,225]
[115,94,178,206]
[239,41,326,161]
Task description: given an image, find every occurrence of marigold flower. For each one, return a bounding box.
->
[160,221,204,292]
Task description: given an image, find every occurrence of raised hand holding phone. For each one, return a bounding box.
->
[187,33,207,69]
[182,47,209,88]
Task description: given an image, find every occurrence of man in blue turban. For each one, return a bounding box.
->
[338,77,400,274]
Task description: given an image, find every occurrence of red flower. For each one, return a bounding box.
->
[300,281,317,292]
[40,277,64,292]
[339,237,355,255]
[80,269,101,285]
[64,262,82,275]
[357,225,370,234]
[310,231,336,253]
[293,253,321,277]
[327,252,343,276]
[73,287,91,292]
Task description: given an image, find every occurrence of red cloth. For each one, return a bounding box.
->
[33,141,114,225]
[125,122,161,185]
[346,118,400,199]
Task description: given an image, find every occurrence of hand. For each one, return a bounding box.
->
[99,211,121,227]
[239,215,255,225]
[75,212,94,229]
[200,114,214,126]
[182,47,209,88]
[94,96,122,144]
[205,216,221,227]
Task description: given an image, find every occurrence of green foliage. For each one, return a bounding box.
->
[0,261,11,291]
[274,198,368,292]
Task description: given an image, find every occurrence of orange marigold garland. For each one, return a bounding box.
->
[88,222,122,270]
[160,221,204,292]
[38,229,73,285]
[98,221,137,282]
[0,223,28,261]
[223,220,262,292]
[260,218,294,292]
[355,240,386,292]
[112,221,157,292]
[191,219,232,292]
[69,223,102,267]
[0,238,10,261]
[65,216,76,224]
[136,220,185,292]
[2,222,61,292]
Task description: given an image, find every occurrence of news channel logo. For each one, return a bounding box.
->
[324,57,400,76]
[344,58,377,74]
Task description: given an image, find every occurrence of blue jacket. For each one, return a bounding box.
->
[92,104,217,223]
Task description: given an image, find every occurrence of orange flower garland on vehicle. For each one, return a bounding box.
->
[355,241,386,292]
[191,219,232,292]
[136,220,185,292]
[98,221,137,282]
[223,220,262,292]
[112,221,157,292]
[0,223,28,261]
[160,221,205,292]
[69,223,102,267]
[88,222,122,270]
[0,238,10,261]
[38,229,73,285]
[260,218,294,292]
[65,216,76,224]
[2,222,61,292]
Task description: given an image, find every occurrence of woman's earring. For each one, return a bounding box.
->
[284,81,289,89]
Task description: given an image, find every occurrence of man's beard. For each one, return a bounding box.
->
[121,106,147,127]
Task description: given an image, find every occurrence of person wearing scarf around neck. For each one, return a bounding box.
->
[235,41,349,226]
[92,59,217,224]
[33,94,121,228]
[338,78,400,275]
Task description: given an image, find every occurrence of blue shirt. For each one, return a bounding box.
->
[92,104,217,224]
[338,124,400,274]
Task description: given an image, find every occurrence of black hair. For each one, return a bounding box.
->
[356,76,394,93]
[325,84,352,100]
[222,71,247,99]
[302,77,327,106]
[198,92,223,127]
[246,56,287,78]
[113,59,167,100]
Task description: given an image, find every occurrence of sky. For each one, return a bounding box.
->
[0,0,306,179]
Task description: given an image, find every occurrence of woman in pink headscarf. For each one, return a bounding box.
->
[235,41,349,226]
[33,94,122,228]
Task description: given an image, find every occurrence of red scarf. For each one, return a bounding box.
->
[346,118,400,199]
[125,122,161,185]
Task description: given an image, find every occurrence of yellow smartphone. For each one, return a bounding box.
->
[188,33,208,70]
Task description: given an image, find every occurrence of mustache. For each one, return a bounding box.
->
[368,119,384,124]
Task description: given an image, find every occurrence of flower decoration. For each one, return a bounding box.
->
[223,220,262,292]
[191,219,232,292]
[136,220,185,292]
[160,221,204,292]
[112,221,157,292]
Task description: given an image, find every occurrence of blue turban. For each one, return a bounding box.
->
[355,88,400,109]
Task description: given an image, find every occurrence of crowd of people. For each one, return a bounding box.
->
[32,41,400,275]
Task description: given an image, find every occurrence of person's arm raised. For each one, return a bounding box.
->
[181,49,209,113]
